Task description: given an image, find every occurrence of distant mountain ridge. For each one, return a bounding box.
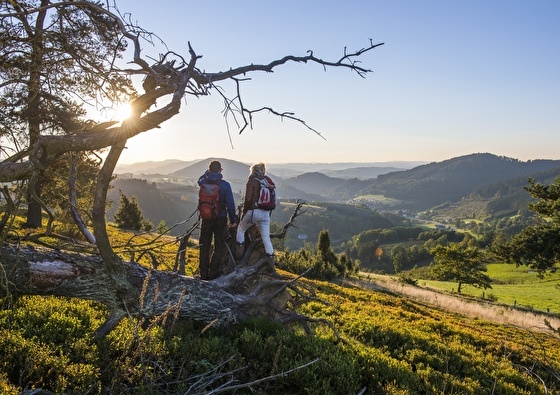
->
[171,158,253,181]
[110,153,560,244]
[112,153,560,222]
[115,158,423,179]
[266,161,424,179]
[352,153,560,210]
[115,159,201,175]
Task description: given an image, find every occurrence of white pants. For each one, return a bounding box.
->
[236,209,274,255]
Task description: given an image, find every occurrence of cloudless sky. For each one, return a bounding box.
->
[113,0,560,165]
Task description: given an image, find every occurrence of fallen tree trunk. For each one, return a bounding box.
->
[1,244,299,337]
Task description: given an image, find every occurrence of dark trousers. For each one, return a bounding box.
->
[199,216,228,280]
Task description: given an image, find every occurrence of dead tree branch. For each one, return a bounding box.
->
[194,357,320,395]
[0,1,382,338]
[272,200,308,239]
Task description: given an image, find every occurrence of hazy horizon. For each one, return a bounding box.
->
[116,152,558,167]
[116,157,429,166]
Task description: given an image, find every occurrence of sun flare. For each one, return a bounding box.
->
[112,103,132,122]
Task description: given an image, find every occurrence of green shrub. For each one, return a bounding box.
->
[0,372,18,395]
[397,273,418,286]
[1,276,559,394]
[0,296,105,394]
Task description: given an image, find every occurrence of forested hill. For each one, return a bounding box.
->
[350,153,560,210]
[107,178,197,234]
[284,172,348,198]
[110,154,560,235]
[468,165,560,217]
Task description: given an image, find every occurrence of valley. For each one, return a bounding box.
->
[110,153,560,253]
[105,153,560,323]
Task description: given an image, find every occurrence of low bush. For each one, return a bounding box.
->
[1,278,559,394]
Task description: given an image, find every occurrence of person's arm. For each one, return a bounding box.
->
[225,183,237,224]
[242,177,259,213]
[197,171,208,186]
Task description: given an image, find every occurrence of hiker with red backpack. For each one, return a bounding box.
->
[236,162,277,270]
[197,160,237,280]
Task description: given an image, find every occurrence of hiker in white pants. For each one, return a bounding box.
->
[236,162,276,263]
[237,208,273,256]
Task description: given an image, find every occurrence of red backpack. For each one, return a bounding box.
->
[198,181,221,219]
[256,176,277,211]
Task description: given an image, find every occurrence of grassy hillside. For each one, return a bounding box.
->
[1,223,560,394]
[1,273,559,394]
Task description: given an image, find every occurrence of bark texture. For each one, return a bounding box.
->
[1,244,294,336]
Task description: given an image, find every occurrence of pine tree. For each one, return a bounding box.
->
[0,1,134,227]
[495,176,560,274]
[114,191,144,231]
[312,230,340,279]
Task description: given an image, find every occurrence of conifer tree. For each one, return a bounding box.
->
[495,176,560,274]
[312,230,339,279]
[0,0,134,227]
[114,191,144,231]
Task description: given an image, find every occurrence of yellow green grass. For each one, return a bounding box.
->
[3,276,560,394]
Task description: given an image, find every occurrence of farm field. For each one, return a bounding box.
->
[417,263,560,314]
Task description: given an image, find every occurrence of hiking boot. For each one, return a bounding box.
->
[235,243,244,261]
[264,253,275,272]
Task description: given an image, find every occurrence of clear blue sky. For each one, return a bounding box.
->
[113,0,560,164]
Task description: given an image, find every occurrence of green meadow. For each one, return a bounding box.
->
[419,263,560,314]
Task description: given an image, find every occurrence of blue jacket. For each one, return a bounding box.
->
[197,171,237,223]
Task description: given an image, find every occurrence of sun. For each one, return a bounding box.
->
[111,103,132,122]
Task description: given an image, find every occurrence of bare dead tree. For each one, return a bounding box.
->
[0,1,383,333]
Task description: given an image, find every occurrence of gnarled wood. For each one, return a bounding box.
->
[0,244,301,337]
